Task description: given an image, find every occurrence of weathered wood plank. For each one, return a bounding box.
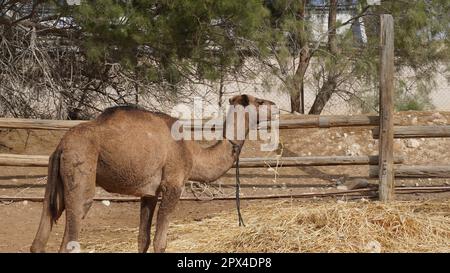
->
[236,155,404,168]
[372,125,450,138]
[0,115,381,131]
[0,154,404,168]
[0,154,49,167]
[378,14,395,201]
[5,117,446,138]
[273,115,380,129]
[370,165,450,178]
[1,186,448,202]
[0,118,87,130]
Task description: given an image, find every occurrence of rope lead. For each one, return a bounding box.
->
[233,144,245,227]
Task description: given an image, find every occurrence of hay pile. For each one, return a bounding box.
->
[86,200,450,253]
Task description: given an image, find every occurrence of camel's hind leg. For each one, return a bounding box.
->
[58,149,97,253]
[153,179,184,253]
[138,195,158,253]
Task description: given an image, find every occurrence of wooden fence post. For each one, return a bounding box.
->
[378,14,395,201]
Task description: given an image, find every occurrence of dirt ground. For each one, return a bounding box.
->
[0,111,449,252]
[2,195,449,253]
[0,198,249,252]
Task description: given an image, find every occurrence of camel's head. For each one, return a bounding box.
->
[229,94,275,108]
[228,94,278,125]
[225,94,278,147]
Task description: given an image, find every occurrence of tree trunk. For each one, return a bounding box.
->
[290,0,309,114]
[308,0,338,115]
[309,79,336,114]
[327,0,338,54]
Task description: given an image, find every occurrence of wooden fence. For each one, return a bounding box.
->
[1,14,450,202]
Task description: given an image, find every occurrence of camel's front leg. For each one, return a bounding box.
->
[153,183,183,253]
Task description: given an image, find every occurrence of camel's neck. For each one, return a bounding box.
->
[188,139,238,183]
[188,110,250,182]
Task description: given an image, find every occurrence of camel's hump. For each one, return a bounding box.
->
[97,105,175,124]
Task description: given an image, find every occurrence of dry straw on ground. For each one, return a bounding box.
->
[86,200,450,253]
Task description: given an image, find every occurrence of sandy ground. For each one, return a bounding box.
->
[0,199,245,252]
[2,194,449,253]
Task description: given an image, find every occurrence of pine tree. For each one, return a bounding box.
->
[74,0,270,87]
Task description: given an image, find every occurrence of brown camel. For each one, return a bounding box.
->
[30,94,276,253]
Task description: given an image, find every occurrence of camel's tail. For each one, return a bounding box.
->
[30,148,65,252]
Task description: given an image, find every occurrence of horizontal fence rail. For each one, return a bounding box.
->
[0,154,49,167]
[372,125,450,138]
[235,155,404,168]
[0,118,86,130]
[3,153,449,178]
[0,115,382,131]
[369,165,450,178]
[3,153,448,179]
[259,115,381,129]
[1,186,449,202]
[0,154,404,168]
[2,118,447,138]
